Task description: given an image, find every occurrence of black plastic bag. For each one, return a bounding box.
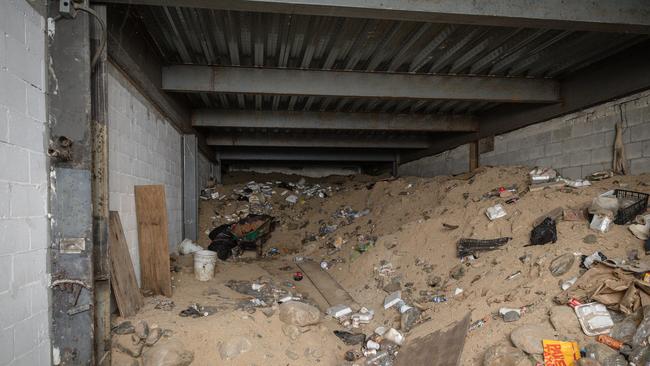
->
[529,217,557,246]
[208,223,231,241]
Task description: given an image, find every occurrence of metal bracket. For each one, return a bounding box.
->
[59,0,87,19]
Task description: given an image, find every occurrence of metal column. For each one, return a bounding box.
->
[183,135,198,241]
[48,0,95,363]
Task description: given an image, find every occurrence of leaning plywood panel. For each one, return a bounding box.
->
[134,185,172,297]
[108,211,144,317]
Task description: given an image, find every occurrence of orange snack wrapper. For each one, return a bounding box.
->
[543,339,581,366]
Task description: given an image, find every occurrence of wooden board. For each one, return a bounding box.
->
[396,313,471,366]
[297,261,358,308]
[108,211,144,317]
[134,185,172,297]
[259,261,331,312]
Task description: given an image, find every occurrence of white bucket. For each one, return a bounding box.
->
[194,250,217,281]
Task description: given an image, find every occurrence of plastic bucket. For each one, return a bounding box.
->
[194,250,217,281]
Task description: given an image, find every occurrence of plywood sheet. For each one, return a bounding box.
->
[108,211,143,317]
[297,261,358,308]
[396,313,471,366]
[134,185,172,297]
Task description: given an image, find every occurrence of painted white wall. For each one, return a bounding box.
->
[0,0,51,364]
[107,64,183,285]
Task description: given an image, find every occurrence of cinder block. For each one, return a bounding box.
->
[0,106,8,143]
[0,286,31,329]
[581,163,608,178]
[0,182,9,217]
[631,123,650,143]
[13,250,46,288]
[9,184,46,218]
[624,105,650,127]
[27,217,47,251]
[0,326,14,365]
[631,157,650,174]
[6,34,42,89]
[7,111,45,152]
[0,70,27,115]
[29,152,47,186]
[591,147,613,164]
[570,150,591,167]
[13,315,38,357]
[544,142,562,157]
[0,219,30,256]
[25,85,45,121]
[626,142,644,159]
[570,121,593,138]
[28,282,48,315]
[591,114,616,133]
[37,337,51,366]
[0,3,26,44]
[0,255,12,293]
[644,141,650,157]
[559,166,582,179]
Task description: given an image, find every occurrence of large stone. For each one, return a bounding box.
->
[282,324,301,341]
[279,301,321,327]
[143,340,194,366]
[549,253,575,277]
[218,336,252,360]
[145,327,163,346]
[483,344,531,366]
[113,321,135,335]
[113,335,145,358]
[510,324,554,354]
[135,320,150,340]
[549,306,581,336]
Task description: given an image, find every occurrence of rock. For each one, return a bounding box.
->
[143,340,194,366]
[483,343,531,366]
[334,331,366,345]
[135,320,150,340]
[583,234,598,244]
[279,301,321,327]
[383,280,402,293]
[549,253,575,277]
[401,307,421,332]
[549,306,581,336]
[510,324,554,354]
[145,327,163,346]
[218,336,252,360]
[426,275,442,287]
[304,347,323,359]
[114,335,145,358]
[450,265,465,280]
[282,324,301,341]
[260,307,275,318]
[503,311,521,323]
[576,359,602,366]
[285,349,300,360]
[113,321,135,335]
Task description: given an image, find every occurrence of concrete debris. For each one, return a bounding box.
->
[218,336,252,360]
[143,341,194,366]
[279,301,321,327]
[510,324,554,354]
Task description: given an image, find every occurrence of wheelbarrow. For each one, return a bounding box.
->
[230,214,275,257]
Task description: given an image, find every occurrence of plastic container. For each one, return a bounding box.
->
[574,302,614,336]
[194,250,217,281]
[613,189,649,225]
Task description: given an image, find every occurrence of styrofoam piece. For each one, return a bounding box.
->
[327,304,353,318]
[384,291,402,309]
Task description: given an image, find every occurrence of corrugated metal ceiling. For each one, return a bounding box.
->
[133,6,645,114]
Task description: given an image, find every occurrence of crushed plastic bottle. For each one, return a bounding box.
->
[365,350,394,366]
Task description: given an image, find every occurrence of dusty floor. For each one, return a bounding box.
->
[113,166,650,365]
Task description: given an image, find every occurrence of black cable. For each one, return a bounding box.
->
[75,5,107,71]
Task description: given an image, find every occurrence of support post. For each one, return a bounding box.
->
[183,135,198,241]
[48,1,95,363]
[90,4,111,365]
[469,141,479,171]
[215,152,223,184]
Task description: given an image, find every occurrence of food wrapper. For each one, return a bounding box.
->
[543,340,581,366]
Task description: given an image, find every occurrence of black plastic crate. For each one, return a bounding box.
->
[614,189,649,225]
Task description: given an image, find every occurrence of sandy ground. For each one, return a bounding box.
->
[112,166,650,366]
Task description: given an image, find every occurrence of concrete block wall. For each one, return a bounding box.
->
[401,89,650,178]
[0,1,51,365]
[480,90,650,178]
[399,144,469,177]
[107,64,183,285]
[198,151,215,189]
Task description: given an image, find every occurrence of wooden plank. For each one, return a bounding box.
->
[134,185,172,297]
[296,261,358,308]
[108,211,144,317]
[396,313,471,366]
[469,140,479,171]
[259,261,331,312]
